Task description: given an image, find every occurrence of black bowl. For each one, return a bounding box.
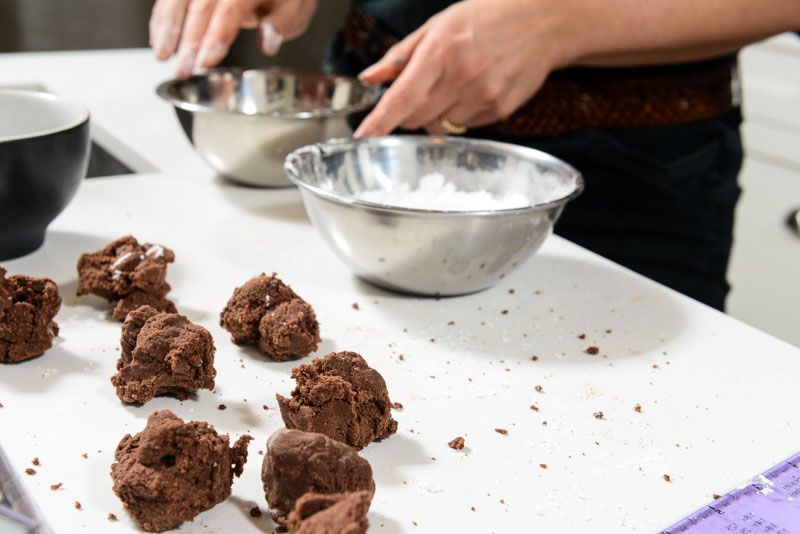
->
[0,90,90,260]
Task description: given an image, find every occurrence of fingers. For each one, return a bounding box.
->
[425,85,528,135]
[354,34,443,138]
[175,0,219,78]
[197,0,260,68]
[150,0,191,60]
[358,26,427,84]
[399,68,468,130]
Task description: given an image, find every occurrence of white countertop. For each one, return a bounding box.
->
[1,49,800,534]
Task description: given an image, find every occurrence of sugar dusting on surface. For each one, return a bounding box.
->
[355,172,571,211]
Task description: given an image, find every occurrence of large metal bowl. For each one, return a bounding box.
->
[157,68,381,187]
[284,136,584,295]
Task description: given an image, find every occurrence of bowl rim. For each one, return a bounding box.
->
[0,89,90,143]
[284,135,585,217]
[155,67,382,120]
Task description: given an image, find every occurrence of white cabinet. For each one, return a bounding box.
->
[728,33,800,347]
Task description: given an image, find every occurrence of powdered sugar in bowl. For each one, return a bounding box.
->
[284,136,583,295]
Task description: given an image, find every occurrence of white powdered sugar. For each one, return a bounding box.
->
[110,251,133,269]
[355,172,570,212]
[145,245,165,258]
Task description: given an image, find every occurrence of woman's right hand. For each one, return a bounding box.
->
[149,0,319,78]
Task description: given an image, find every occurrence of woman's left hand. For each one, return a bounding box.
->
[354,0,574,137]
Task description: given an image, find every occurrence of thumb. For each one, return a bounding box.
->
[258,17,284,56]
[258,0,317,56]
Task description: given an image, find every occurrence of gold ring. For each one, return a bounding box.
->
[440,117,467,135]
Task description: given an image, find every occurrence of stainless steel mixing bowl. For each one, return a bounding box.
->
[285,136,584,295]
[157,68,381,187]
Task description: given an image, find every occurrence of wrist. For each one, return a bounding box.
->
[541,0,600,69]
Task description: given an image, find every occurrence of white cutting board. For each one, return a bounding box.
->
[2,174,800,533]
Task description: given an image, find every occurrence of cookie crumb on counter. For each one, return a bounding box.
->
[530,404,539,411]
[578,333,586,340]
[391,402,403,410]
[74,501,82,510]
[50,483,63,491]
[81,453,88,459]
[712,493,721,500]
[494,428,508,436]
[31,457,40,466]
[531,355,539,361]
[534,385,543,393]
[218,404,227,410]
[586,346,599,355]
[262,405,268,410]
[663,474,672,482]
[351,302,359,310]
[448,437,465,450]
[539,463,548,469]
[108,513,118,521]
[593,411,604,420]
[249,506,262,518]
[634,404,643,413]
[25,468,36,475]
[501,309,509,315]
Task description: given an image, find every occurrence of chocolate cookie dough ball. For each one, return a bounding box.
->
[287,491,372,534]
[111,305,215,404]
[111,410,252,532]
[220,273,320,361]
[262,429,375,525]
[76,235,176,321]
[258,298,320,361]
[277,352,397,450]
[0,268,61,363]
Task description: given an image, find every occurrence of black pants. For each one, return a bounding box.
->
[325,33,744,311]
[482,112,744,311]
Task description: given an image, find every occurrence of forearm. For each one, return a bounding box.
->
[556,0,800,67]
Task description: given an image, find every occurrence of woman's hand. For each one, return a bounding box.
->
[149,0,319,78]
[354,0,574,137]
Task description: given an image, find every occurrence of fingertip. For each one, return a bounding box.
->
[154,48,172,61]
[259,20,284,56]
[353,123,370,139]
[175,45,198,79]
[196,42,227,68]
[358,64,380,81]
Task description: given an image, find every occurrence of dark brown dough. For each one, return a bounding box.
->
[111,305,215,404]
[111,410,251,532]
[277,351,397,450]
[262,429,374,525]
[76,235,176,321]
[220,273,319,361]
[287,491,371,534]
[0,268,61,363]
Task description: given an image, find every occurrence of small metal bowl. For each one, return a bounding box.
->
[285,136,584,296]
[157,68,381,187]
